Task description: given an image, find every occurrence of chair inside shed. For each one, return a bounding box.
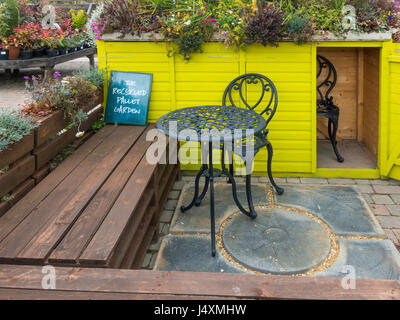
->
[316,47,379,169]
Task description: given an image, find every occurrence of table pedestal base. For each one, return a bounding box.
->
[181,143,257,257]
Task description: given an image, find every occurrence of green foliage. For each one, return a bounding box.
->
[287,12,313,44]
[0,109,38,152]
[0,0,20,38]
[91,118,106,131]
[73,67,106,89]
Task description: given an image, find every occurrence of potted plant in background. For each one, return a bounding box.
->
[7,34,20,59]
[14,24,34,60]
[57,37,69,55]
[0,38,9,60]
[43,32,59,57]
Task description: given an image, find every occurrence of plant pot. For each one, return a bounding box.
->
[20,50,33,60]
[8,47,20,60]
[59,48,69,55]
[46,49,59,57]
[0,50,9,60]
[33,49,44,58]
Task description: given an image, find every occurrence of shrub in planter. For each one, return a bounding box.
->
[0,109,38,153]
[244,2,284,47]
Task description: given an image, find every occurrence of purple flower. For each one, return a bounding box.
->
[24,76,30,80]
[53,72,61,78]
[211,18,215,23]
[32,75,38,82]
[96,36,101,40]
[204,19,209,23]
[204,5,208,9]
[200,12,204,15]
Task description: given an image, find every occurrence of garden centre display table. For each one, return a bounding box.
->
[156,105,267,256]
[0,47,96,81]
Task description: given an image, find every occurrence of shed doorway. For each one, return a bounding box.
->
[316,47,379,169]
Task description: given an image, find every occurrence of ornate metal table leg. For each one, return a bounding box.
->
[195,172,209,206]
[267,142,284,195]
[208,142,216,257]
[181,165,206,212]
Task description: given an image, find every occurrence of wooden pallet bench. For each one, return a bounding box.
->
[0,124,179,269]
[0,264,398,300]
[0,47,96,81]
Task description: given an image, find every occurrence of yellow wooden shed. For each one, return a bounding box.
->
[97,35,400,180]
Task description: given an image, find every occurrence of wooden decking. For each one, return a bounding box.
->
[0,124,178,269]
[0,264,399,300]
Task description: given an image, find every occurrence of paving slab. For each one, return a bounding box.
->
[275,185,384,237]
[170,183,269,234]
[315,239,400,280]
[154,235,244,273]
[222,207,331,274]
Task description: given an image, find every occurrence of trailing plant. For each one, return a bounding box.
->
[0,109,38,152]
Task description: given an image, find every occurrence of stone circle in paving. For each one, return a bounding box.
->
[221,207,332,275]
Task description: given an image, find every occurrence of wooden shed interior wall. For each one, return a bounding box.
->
[316,47,379,168]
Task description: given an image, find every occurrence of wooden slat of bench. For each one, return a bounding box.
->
[0,126,144,263]
[0,126,117,244]
[79,149,157,266]
[49,126,154,265]
[109,188,155,268]
[0,265,398,300]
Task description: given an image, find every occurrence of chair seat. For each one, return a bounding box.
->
[317,102,339,116]
[222,131,268,158]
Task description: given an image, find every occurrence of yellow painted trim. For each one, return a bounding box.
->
[311,44,317,173]
[384,140,400,176]
[379,42,390,177]
[316,41,384,48]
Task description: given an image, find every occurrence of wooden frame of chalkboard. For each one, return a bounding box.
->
[104,71,153,126]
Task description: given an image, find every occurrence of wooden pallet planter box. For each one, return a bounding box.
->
[0,134,36,215]
[33,92,103,171]
[0,93,103,215]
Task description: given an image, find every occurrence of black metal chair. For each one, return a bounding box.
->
[221,73,284,195]
[317,55,344,163]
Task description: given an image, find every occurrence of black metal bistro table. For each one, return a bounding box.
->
[156,105,267,256]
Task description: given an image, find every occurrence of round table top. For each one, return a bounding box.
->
[156,105,266,142]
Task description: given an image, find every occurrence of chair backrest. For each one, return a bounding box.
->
[222,73,278,126]
[317,55,337,106]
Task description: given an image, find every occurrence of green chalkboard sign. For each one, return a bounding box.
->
[104,71,153,125]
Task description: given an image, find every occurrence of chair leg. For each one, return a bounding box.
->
[228,163,234,183]
[328,115,344,163]
[266,142,284,195]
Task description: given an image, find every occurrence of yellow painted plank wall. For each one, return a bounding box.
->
[98,41,314,174]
